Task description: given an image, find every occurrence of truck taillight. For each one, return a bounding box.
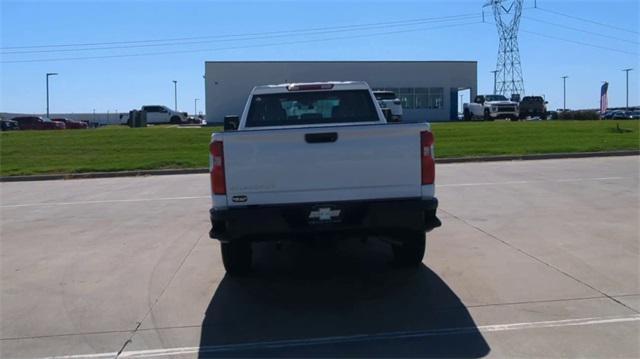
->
[210,141,226,195]
[287,83,334,91]
[420,131,435,185]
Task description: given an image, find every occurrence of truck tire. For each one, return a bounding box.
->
[463,109,471,121]
[170,116,182,124]
[392,232,426,267]
[221,241,252,276]
[484,109,492,121]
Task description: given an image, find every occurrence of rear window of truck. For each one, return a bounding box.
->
[246,90,378,127]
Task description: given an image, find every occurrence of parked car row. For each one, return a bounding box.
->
[600,109,640,120]
[1,116,88,131]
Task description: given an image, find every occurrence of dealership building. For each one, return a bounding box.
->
[204,61,477,123]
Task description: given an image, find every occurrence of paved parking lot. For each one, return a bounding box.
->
[1,156,638,358]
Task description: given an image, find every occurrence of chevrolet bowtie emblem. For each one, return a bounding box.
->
[309,207,341,221]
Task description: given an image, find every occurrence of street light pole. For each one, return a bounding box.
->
[491,70,498,94]
[172,80,178,111]
[194,98,199,116]
[561,76,569,111]
[622,68,633,110]
[46,72,58,118]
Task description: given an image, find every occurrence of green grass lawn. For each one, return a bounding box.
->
[431,120,639,158]
[0,121,638,176]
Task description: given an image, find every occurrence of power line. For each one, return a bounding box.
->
[1,21,482,64]
[483,20,637,56]
[2,15,479,55]
[520,29,638,55]
[0,13,479,50]
[522,16,640,45]
[534,7,639,35]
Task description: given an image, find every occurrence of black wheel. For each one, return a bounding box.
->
[510,116,519,122]
[484,109,491,121]
[221,241,252,276]
[170,116,182,124]
[463,109,471,121]
[392,232,426,268]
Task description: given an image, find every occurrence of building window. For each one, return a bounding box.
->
[415,88,428,109]
[373,87,444,110]
[397,88,414,109]
[428,88,443,109]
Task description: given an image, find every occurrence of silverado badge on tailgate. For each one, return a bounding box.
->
[308,206,342,224]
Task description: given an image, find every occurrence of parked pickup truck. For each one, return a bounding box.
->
[463,94,519,121]
[208,81,441,275]
[373,90,403,122]
[519,96,548,119]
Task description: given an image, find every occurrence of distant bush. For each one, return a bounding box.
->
[557,110,600,120]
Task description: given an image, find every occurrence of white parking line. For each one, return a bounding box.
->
[0,196,210,208]
[439,176,627,188]
[42,315,640,359]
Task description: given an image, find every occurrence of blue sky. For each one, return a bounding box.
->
[1,0,638,115]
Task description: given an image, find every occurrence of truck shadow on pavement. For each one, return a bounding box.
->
[198,239,490,358]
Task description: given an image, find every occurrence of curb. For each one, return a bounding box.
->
[436,150,640,163]
[1,150,638,183]
[0,168,209,182]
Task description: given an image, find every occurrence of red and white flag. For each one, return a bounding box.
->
[600,82,609,114]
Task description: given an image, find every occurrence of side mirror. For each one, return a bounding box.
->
[224,115,239,131]
[545,101,549,104]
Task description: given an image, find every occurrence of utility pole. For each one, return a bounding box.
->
[622,68,633,110]
[46,73,58,118]
[194,98,199,117]
[172,80,178,111]
[562,76,569,111]
[490,70,498,94]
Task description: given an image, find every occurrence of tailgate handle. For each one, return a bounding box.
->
[305,132,338,143]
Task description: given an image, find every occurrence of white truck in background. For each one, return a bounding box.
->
[141,105,187,124]
[373,90,403,122]
[463,94,519,121]
[208,81,441,275]
[119,105,188,125]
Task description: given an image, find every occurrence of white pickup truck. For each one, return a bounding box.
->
[373,90,403,122]
[208,81,441,275]
[463,94,519,121]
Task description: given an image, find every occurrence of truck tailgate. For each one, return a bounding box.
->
[222,123,428,206]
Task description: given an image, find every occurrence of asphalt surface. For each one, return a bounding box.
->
[1,156,638,358]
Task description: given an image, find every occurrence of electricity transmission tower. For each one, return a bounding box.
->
[484,0,525,97]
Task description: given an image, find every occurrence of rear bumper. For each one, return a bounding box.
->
[209,197,440,242]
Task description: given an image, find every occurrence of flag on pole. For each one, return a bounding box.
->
[600,82,609,115]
